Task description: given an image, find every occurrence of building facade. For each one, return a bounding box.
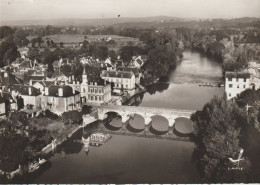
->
[41,85,81,115]
[100,70,135,94]
[225,72,250,100]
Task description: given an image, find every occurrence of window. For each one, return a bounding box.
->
[83,88,85,93]
[236,78,239,82]
[91,96,93,100]
[229,84,233,88]
[244,78,246,82]
[95,96,97,101]
[228,78,232,81]
[243,85,246,88]
[90,88,93,93]
[95,88,97,93]
[237,85,239,88]
[229,93,231,97]
[99,89,102,93]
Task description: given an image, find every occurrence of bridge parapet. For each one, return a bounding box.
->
[93,105,196,128]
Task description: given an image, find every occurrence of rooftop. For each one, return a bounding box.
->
[101,70,134,79]
[225,71,250,79]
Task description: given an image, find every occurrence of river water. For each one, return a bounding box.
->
[27,49,224,183]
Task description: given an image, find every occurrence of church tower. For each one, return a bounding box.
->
[81,67,88,103]
[82,67,88,84]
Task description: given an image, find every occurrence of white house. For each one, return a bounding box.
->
[100,70,135,95]
[225,72,250,100]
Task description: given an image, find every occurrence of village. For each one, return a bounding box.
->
[0,45,147,118]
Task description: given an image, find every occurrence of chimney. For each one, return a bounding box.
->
[58,87,63,97]
[72,87,75,94]
[29,79,33,86]
[95,82,97,86]
[69,76,72,83]
[45,87,49,96]
[28,87,32,95]
[4,72,8,78]
[72,75,74,80]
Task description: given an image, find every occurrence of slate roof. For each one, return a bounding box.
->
[24,75,46,82]
[117,67,141,78]
[19,60,33,68]
[88,76,107,86]
[225,71,250,79]
[101,70,134,79]
[46,85,80,97]
[10,85,41,96]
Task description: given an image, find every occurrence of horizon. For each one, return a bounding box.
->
[1,0,260,22]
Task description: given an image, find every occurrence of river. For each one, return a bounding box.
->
[25,49,224,183]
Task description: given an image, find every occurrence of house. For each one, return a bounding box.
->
[100,70,135,94]
[17,47,29,59]
[31,80,55,94]
[247,61,260,90]
[9,85,42,109]
[0,94,6,117]
[80,68,111,105]
[128,56,144,68]
[41,85,81,115]
[225,72,250,100]
[118,67,142,84]
[0,72,20,89]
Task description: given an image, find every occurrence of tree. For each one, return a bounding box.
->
[0,26,15,39]
[60,42,64,48]
[0,119,28,172]
[0,37,20,67]
[13,29,29,47]
[62,110,83,125]
[191,96,250,183]
[28,48,40,61]
[61,64,72,76]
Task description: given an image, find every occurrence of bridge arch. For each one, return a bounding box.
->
[128,113,145,130]
[150,115,169,132]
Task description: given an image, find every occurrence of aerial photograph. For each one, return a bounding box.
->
[0,0,260,184]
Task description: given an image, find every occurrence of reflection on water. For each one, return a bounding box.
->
[141,84,224,110]
[26,49,224,184]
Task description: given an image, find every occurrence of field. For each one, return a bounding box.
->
[27,34,141,44]
[27,34,143,51]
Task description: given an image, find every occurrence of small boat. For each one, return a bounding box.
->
[28,162,40,173]
[38,158,47,165]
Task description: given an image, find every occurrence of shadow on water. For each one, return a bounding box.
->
[126,123,144,133]
[173,128,193,138]
[104,121,122,131]
[149,125,168,135]
[3,161,52,184]
[146,76,170,95]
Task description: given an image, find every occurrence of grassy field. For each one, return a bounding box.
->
[27,34,141,44]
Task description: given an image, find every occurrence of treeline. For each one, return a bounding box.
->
[175,27,260,71]
[191,88,260,183]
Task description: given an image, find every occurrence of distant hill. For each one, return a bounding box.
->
[0,16,193,26]
[1,16,259,29]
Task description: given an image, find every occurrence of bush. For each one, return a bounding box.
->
[62,110,83,125]
[39,109,59,120]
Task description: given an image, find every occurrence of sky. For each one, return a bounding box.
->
[0,0,260,21]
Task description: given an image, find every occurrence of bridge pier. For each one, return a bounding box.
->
[98,113,107,120]
[122,114,130,123]
[168,119,176,135]
[144,117,152,133]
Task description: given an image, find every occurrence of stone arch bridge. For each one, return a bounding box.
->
[92,105,196,134]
